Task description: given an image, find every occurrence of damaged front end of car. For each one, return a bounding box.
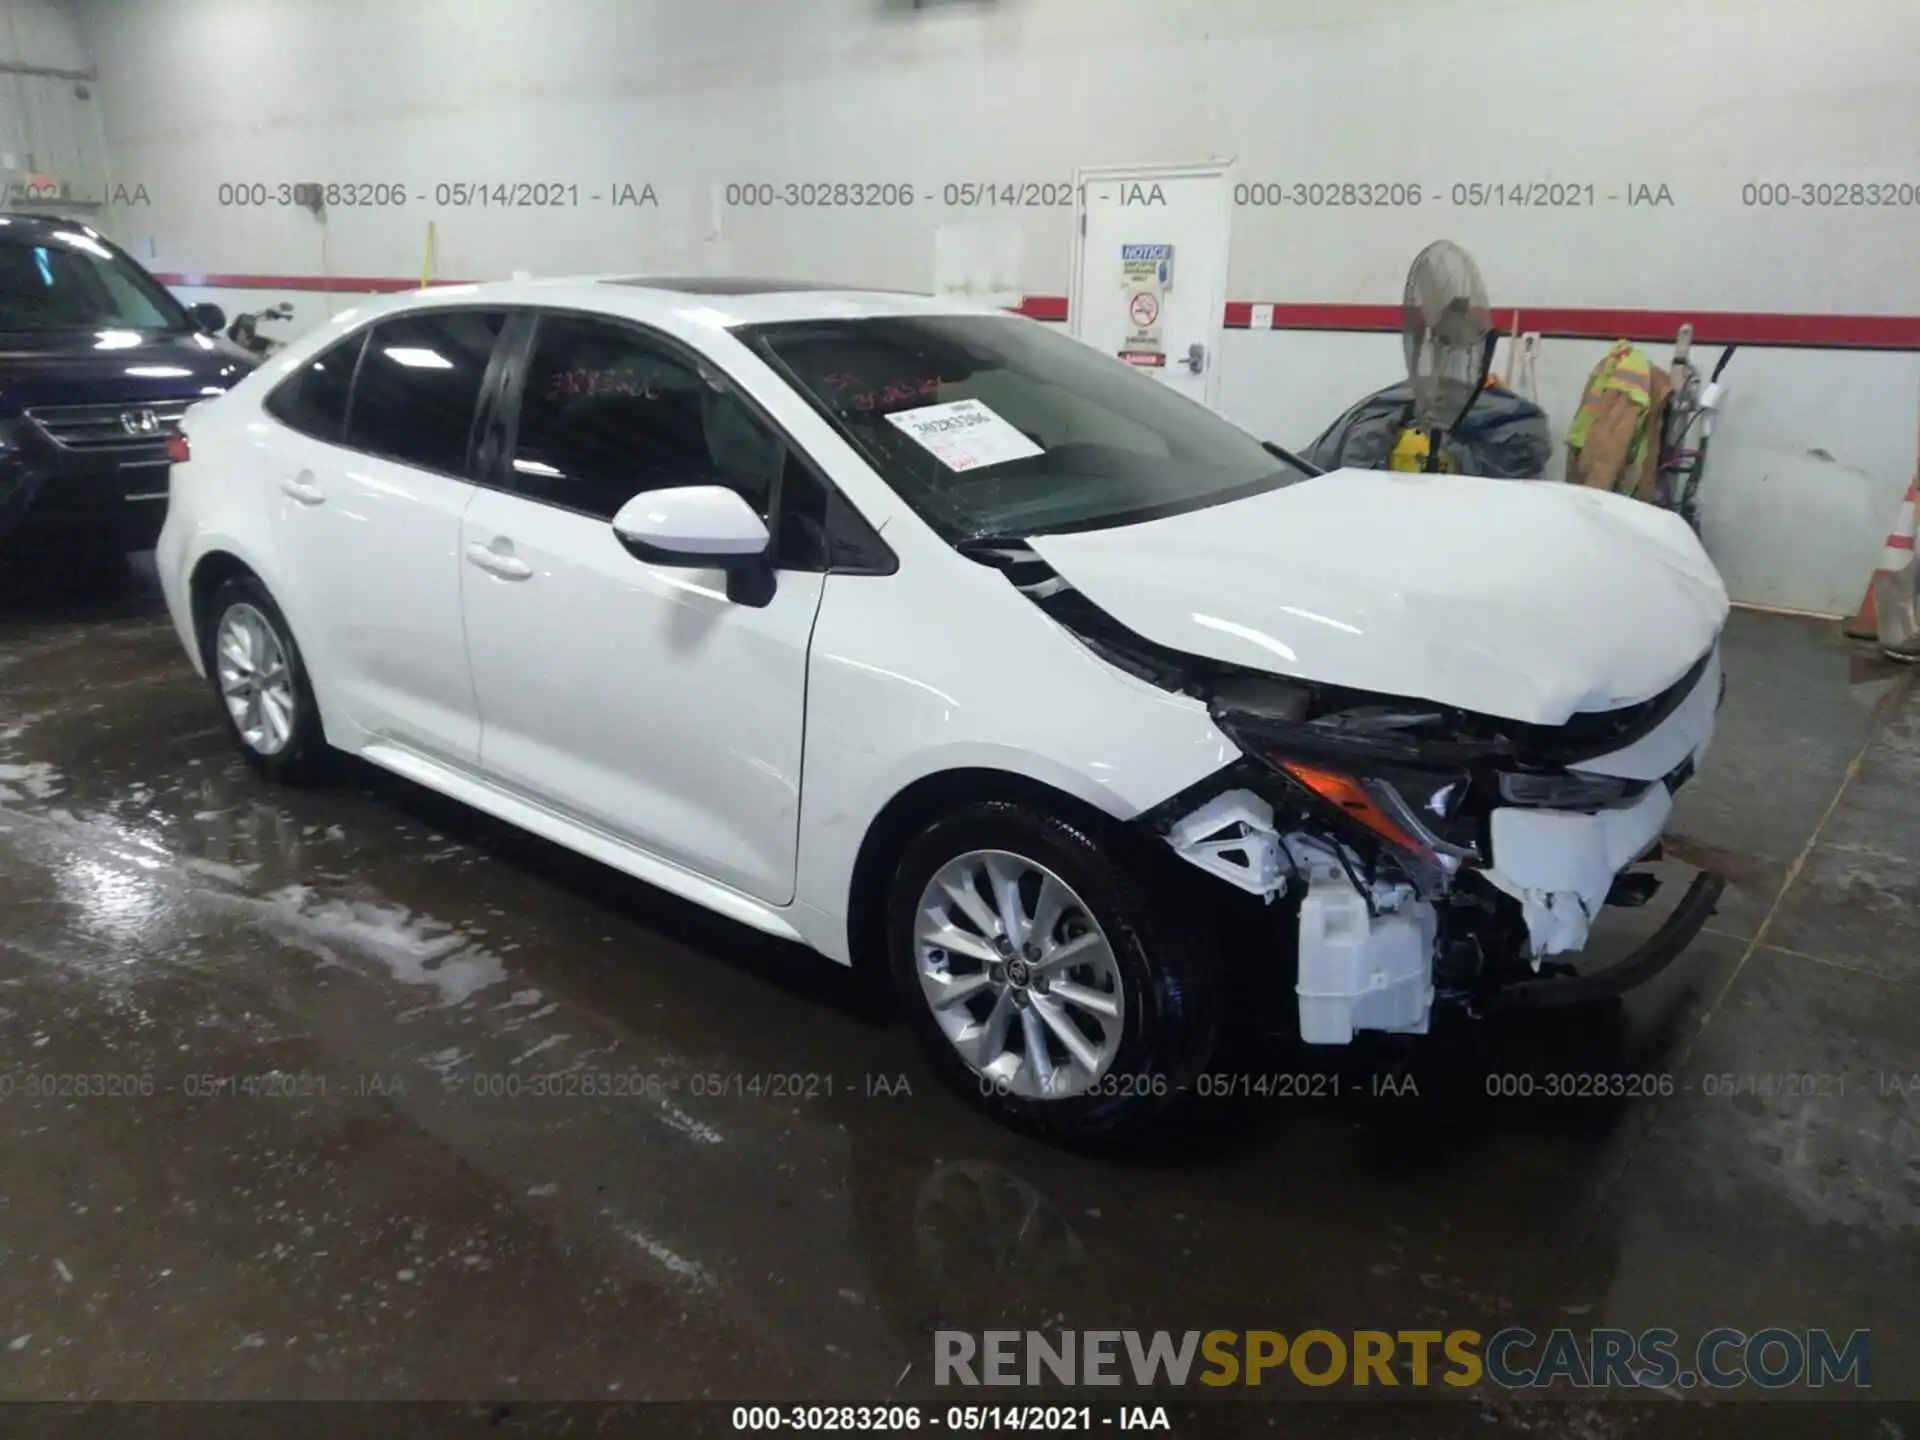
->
[978,540,1728,1045]
[1165,655,1726,1041]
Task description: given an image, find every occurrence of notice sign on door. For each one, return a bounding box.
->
[1119,243,1172,364]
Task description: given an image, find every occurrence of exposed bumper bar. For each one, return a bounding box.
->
[1486,869,1726,1010]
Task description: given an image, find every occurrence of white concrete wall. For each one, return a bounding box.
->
[73,0,1920,614]
[0,0,107,206]
[1220,330,1920,617]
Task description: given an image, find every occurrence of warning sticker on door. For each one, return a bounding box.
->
[1121,243,1173,289]
[1119,242,1171,360]
[884,398,1044,473]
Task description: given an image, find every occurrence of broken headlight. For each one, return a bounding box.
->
[1208,679,1485,867]
[1278,757,1482,867]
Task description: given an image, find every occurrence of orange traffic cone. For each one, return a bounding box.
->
[1842,478,1918,638]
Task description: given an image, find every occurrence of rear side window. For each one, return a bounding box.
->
[264,331,365,442]
[345,310,506,475]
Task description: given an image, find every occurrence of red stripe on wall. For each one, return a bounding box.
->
[1008,294,1069,322]
[150,274,1920,350]
[153,273,1078,317]
[1224,302,1920,350]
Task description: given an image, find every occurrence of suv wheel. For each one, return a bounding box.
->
[886,799,1221,1145]
[202,575,330,784]
[32,539,129,598]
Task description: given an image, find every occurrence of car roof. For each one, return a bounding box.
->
[347,274,1013,330]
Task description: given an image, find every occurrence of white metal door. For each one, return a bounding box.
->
[271,435,483,766]
[457,310,826,907]
[458,486,824,906]
[1070,161,1233,409]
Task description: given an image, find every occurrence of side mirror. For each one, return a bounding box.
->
[188,302,227,333]
[611,484,771,571]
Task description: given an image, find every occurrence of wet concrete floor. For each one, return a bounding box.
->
[0,558,1914,1436]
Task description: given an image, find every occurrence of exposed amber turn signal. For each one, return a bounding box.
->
[1278,759,1433,859]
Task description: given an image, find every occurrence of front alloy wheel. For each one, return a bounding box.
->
[913,850,1124,1100]
[887,800,1222,1145]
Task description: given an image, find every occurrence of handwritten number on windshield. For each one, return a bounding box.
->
[819,373,956,413]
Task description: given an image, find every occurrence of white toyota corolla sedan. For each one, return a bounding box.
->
[158,276,1730,1143]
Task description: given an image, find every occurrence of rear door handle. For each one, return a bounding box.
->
[466,540,533,580]
[280,471,325,505]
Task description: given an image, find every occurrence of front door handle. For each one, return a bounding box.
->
[466,540,533,580]
[279,470,325,505]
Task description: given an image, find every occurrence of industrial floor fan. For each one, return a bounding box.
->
[1397,240,1499,473]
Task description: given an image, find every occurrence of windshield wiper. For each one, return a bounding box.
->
[1262,438,1323,476]
[954,532,1031,558]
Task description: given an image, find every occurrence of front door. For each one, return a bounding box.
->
[1071,161,1233,410]
[458,312,825,905]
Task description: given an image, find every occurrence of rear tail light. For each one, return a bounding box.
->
[165,431,190,464]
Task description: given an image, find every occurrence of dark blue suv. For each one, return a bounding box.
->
[0,215,259,571]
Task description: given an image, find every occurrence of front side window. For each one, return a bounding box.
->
[346,310,506,475]
[264,331,365,442]
[742,314,1308,542]
[509,314,783,523]
[0,230,191,333]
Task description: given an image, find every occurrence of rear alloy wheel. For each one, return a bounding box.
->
[202,575,331,785]
[215,601,297,756]
[887,800,1221,1145]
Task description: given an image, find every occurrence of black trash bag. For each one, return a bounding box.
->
[1303,381,1553,479]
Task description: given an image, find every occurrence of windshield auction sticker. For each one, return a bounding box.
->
[884,398,1044,472]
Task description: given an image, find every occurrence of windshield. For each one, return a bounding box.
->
[741,313,1309,541]
[0,228,192,333]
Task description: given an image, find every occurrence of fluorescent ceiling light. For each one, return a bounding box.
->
[382,346,453,369]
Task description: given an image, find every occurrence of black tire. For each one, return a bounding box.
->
[199,573,332,785]
[885,799,1223,1147]
[34,538,130,598]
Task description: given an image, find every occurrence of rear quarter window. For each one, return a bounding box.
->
[345,310,507,475]
[264,331,366,443]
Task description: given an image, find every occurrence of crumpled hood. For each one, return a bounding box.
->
[1025,468,1730,726]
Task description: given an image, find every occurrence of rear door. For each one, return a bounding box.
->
[267,307,508,766]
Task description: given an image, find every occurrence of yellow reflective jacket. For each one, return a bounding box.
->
[1566,341,1669,494]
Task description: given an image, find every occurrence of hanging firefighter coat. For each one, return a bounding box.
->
[1565,341,1672,497]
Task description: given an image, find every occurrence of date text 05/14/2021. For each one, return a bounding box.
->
[729,1404,1172,1432]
